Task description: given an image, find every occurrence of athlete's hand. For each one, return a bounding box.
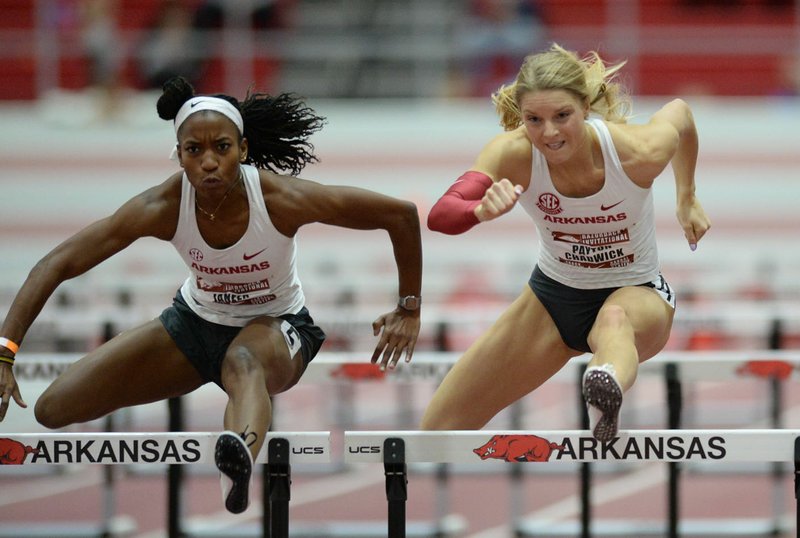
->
[676,196,711,251]
[0,363,27,422]
[370,308,420,371]
[475,179,523,223]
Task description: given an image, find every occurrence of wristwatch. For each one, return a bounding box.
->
[398,295,422,311]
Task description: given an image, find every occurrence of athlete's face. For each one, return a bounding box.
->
[176,111,248,197]
[519,89,589,165]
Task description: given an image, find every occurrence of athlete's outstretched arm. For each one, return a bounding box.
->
[267,175,423,370]
[650,99,710,249]
[0,179,178,421]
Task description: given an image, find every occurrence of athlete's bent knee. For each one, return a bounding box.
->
[595,304,630,330]
[34,392,69,430]
[221,347,264,386]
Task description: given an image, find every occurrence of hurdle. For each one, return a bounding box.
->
[318,350,800,537]
[345,429,800,537]
[12,350,800,536]
[0,431,330,538]
[12,352,469,538]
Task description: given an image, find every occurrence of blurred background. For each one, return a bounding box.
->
[1,0,799,355]
[1,1,800,536]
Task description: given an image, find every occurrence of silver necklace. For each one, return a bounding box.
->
[195,173,242,222]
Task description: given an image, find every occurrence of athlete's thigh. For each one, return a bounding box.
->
[41,319,204,420]
[423,286,578,429]
[226,316,303,395]
[603,286,675,360]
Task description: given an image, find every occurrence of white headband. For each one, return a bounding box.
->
[170,96,244,160]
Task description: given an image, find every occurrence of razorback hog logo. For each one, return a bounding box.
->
[736,360,794,381]
[474,435,565,462]
[0,438,39,464]
[331,363,386,380]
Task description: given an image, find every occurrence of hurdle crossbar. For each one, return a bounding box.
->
[344,429,800,464]
[14,350,800,384]
[347,431,800,538]
[0,432,330,465]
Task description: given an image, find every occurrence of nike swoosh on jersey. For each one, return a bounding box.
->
[600,200,624,211]
[243,248,268,261]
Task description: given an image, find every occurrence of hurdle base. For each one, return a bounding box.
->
[184,515,468,537]
[515,516,793,536]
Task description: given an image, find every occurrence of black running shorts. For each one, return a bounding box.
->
[159,291,326,389]
[528,265,675,353]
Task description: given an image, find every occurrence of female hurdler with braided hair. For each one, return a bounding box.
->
[0,77,422,513]
[420,44,710,441]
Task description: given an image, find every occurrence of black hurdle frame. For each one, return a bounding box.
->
[794,437,800,535]
[384,437,408,538]
[267,437,292,538]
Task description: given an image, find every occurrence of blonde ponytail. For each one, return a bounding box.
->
[494,43,633,127]
[581,50,631,123]
[492,83,523,131]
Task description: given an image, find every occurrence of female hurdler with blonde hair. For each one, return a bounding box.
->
[421,44,710,441]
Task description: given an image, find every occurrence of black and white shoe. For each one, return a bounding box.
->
[215,430,253,514]
[582,364,623,443]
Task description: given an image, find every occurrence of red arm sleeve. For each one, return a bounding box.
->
[427,171,493,235]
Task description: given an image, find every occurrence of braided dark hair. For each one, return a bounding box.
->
[156,76,326,176]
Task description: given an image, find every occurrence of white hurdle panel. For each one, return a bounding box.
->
[0,431,330,538]
[0,431,331,465]
[344,429,800,538]
[344,429,800,464]
[10,350,800,537]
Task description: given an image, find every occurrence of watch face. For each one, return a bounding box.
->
[400,296,420,310]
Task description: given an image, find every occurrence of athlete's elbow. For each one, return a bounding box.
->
[427,208,457,234]
[426,200,479,235]
[382,200,421,238]
[426,206,446,233]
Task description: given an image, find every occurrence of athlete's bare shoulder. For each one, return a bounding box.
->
[485,127,533,160]
[473,127,533,185]
[257,169,312,235]
[123,172,183,241]
[605,121,678,187]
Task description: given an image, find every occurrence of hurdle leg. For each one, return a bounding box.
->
[100,414,118,538]
[98,321,123,538]
[262,462,272,538]
[384,438,408,538]
[665,363,682,538]
[267,438,291,538]
[794,437,800,536]
[167,397,184,538]
[509,400,525,537]
[767,377,785,536]
[769,318,787,536]
[577,365,591,538]
[433,463,451,538]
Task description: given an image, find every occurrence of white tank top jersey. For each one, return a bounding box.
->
[170,164,305,326]
[518,118,660,289]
